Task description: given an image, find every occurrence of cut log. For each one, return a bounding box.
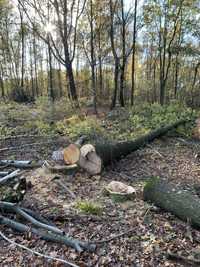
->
[95,119,187,165]
[78,144,102,175]
[52,136,86,165]
[143,177,200,229]
[63,144,80,165]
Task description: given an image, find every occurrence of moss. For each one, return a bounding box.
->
[144,176,160,192]
[75,200,103,215]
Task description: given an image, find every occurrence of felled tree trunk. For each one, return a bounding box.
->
[95,119,186,165]
[143,177,200,228]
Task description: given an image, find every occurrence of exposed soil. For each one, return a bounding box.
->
[0,134,200,267]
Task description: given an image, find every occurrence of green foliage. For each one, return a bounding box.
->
[75,200,103,215]
[0,124,12,138]
[23,120,54,135]
[56,116,107,141]
[103,102,196,141]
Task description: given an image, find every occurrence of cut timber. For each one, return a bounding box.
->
[95,119,187,165]
[78,144,102,175]
[52,136,86,165]
[143,177,200,229]
[63,144,80,165]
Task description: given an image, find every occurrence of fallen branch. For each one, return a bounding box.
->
[0,216,96,252]
[0,202,64,235]
[53,179,76,199]
[0,170,22,185]
[0,160,42,169]
[0,230,80,267]
[93,228,136,244]
[21,208,56,227]
[0,172,9,177]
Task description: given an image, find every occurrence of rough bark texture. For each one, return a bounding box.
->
[95,119,186,166]
[143,177,200,228]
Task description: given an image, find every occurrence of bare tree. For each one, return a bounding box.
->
[19,0,86,107]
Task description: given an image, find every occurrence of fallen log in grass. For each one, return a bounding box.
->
[95,119,187,165]
[143,177,200,228]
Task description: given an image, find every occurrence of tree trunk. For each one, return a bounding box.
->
[144,177,200,229]
[47,35,54,102]
[131,0,138,106]
[110,58,119,110]
[19,7,25,90]
[58,62,63,98]
[0,68,5,99]
[90,0,97,114]
[30,45,35,99]
[98,32,103,98]
[119,0,126,107]
[95,119,186,166]
[119,65,125,107]
[160,80,165,106]
[65,61,79,106]
[33,33,39,97]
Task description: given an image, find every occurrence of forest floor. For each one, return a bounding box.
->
[0,101,200,267]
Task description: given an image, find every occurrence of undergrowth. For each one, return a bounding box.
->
[75,200,103,215]
[0,100,197,140]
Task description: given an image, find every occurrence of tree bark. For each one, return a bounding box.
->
[0,71,5,99]
[111,58,119,109]
[89,0,97,114]
[143,177,200,229]
[19,6,25,91]
[95,119,186,166]
[131,0,138,106]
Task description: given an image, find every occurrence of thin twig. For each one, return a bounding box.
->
[55,180,76,199]
[0,230,80,267]
[92,228,135,244]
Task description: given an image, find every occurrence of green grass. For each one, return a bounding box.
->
[75,200,103,215]
[0,99,197,140]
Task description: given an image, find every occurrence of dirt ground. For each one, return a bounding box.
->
[0,134,200,267]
